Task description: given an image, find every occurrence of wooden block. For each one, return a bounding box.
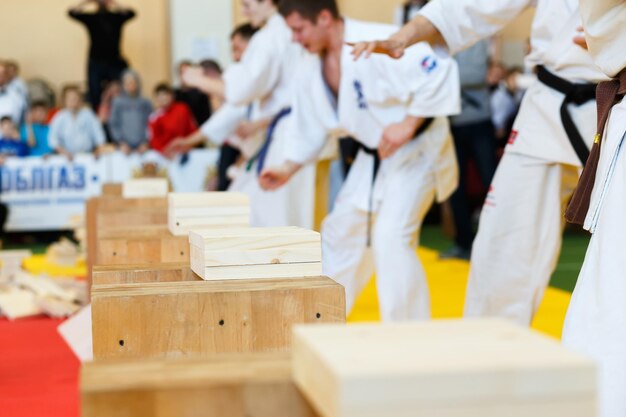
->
[122,178,169,198]
[292,319,597,417]
[91,276,345,359]
[92,263,196,286]
[168,192,250,236]
[81,353,319,417]
[189,227,322,281]
[96,234,188,265]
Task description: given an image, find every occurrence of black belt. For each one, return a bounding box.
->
[536,65,597,164]
[359,117,434,246]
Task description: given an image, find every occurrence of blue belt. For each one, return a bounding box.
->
[246,107,292,175]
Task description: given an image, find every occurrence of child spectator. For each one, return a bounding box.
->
[109,69,152,153]
[0,116,29,157]
[20,101,53,156]
[48,85,106,157]
[148,83,196,154]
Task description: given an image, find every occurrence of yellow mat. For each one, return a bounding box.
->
[22,255,87,279]
[348,248,571,340]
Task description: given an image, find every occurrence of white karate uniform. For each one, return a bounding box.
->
[285,19,460,321]
[200,103,262,160]
[419,0,609,324]
[561,2,626,417]
[220,13,315,228]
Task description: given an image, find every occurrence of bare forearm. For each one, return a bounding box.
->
[393,15,445,49]
[196,78,226,99]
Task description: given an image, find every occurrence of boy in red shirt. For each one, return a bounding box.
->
[148,83,197,153]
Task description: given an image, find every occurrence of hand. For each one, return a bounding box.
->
[164,137,192,158]
[349,37,407,61]
[235,121,261,140]
[182,66,207,90]
[119,142,132,155]
[573,26,588,50]
[259,161,302,191]
[137,143,150,154]
[379,117,421,160]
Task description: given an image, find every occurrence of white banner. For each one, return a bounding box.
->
[0,149,219,231]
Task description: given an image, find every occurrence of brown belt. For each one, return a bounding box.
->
[566,68,626,225]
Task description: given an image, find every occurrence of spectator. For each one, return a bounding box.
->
[68,0,136,109]
[0,116,29,157]
[486,60,507,91]
[0,62,26,125]
[148,83,197,154]
[20,101,53,156]
[442,40,497,260]
[174,61,212,125]
[97,79,121,139]
[48,85,106,157]
[109,69,152,153]
[5,61,28,103]
[491,67,525,145]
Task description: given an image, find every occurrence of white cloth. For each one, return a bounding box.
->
[220,12,315,228]
[563,4,626,417]
[48,108,106,154]
[200,103,262,160]
[0,86,25,124]
[286,19,460,320]
[222,13,302,120]
[465,151,579,324]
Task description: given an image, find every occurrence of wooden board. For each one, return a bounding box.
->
[101,183,122,197]
[292,319,597,417]
[92,263,197,286]
[96,234,189,265]
[91,276,345,359]
[122,178,169,198]
[81,353,319,417]
[168,192,250,236]
[189,227,322,281]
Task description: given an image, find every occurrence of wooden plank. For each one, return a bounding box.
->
[168,192,250,236]
[96,235,188,265]
[292,319,597,417]
[122,178,169,198]
[92,263,196,286]
[91,276,345,360]
[189,227,321,281]
[168,192,249,207]
[314,159,331,233]
[81,353,319,417]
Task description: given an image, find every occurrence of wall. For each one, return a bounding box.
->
[0,0,170,101]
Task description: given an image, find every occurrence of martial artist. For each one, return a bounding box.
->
[352,0,609,325]
[177,0,315,228]
[562,2,626,416]
[259,0,460,321]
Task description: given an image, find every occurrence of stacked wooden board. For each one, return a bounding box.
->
[291,319,597,417]
[122,178,169,198]
[168,192,250,236]
[189,227,322,281]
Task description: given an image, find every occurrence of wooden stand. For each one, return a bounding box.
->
[91,274,345,360]
[292,319,597,417]
[168,192,250,236]
[81,353,319,417]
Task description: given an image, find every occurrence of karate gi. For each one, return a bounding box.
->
[221,13,315,228]
[285,19,460,321]
[561,2,626,416]
[419,0,609,324]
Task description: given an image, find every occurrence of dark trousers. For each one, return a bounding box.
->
[450,120,497,249]
[87,59,127,110]
[217,144,241,191]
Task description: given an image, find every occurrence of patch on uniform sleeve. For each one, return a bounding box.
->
[421,55,438,74]
[507,129,519,145]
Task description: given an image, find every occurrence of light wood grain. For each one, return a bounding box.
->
[168,192,251,235]
[91,276,345,360]
[96,235,189,265]
[292,319,597,417]
[92,263,197,285]
[81,353,319,417]
[122,178,169,198]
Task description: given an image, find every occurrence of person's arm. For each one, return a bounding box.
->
[68,0,93,20]
[89,111,107,152]
[182,67,225,98]
[163,130,208,158]
[352,0,533,59]
[108,98,123,144]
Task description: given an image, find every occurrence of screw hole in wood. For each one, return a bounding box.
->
[219,320,225,326]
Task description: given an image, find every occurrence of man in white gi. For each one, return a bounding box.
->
[172,0,315,228]
[259,0,460,321]
[562,2,626,416]
[352,0,609,326]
